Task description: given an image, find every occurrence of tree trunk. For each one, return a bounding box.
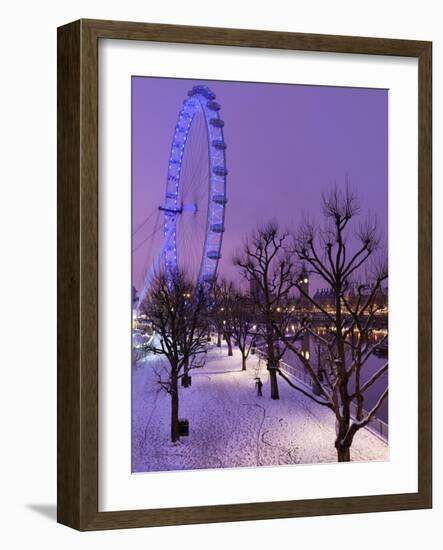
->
[170,377,180,443]
[182,358,190,388]
[263,322,280,399]
[241,354,247,371]
[313,342,323,393]
[217,332,222,347]
[268,365,280,400]
[335,417,352,462]
[227,337,233,356]
[336,443,351,462]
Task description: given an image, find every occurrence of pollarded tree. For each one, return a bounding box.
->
[230,289,255,371]
[140,271,209,442]
[275,184,388,461]
[212,279,236,356]
[234,221,297,399]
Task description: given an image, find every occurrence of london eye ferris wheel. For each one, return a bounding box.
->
[136,84,228,311]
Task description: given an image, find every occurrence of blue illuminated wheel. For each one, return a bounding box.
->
[161,85,227,287]
[137,85,228,309]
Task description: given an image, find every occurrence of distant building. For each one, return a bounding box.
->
[372,286,388,310]
[313,288,336,309]
[312,285,388,312]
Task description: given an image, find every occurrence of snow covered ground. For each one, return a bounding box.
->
[132,342,388,472]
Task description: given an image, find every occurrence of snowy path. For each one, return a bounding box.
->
[132,343,388,472]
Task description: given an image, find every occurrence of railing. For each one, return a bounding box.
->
[254,348,388,443]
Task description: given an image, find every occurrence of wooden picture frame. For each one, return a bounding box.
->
[57,18,432,530]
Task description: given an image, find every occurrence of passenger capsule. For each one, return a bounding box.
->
[210,223,225,233]
[212,194,228,205]
[207,101,221,111]
[210,118,225,128]
[213,166,228,177]
[212,139,227,150]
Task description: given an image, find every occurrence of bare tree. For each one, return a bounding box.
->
[234,221,297,399]
[276,184,388,461]
[212,279,236,356]
[140,271,209,442]
[230,289,255,370]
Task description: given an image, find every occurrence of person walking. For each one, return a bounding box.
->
[255,377,263,397]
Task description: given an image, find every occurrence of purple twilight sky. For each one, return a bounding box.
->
[132,77,388,291]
